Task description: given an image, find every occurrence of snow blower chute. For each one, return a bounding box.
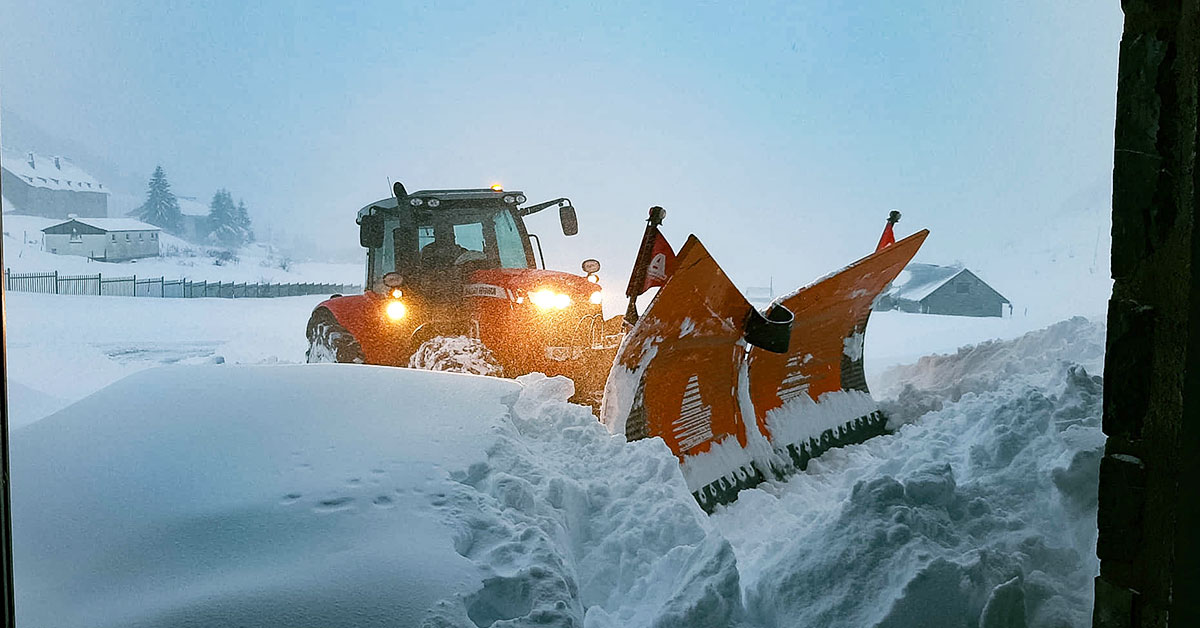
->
[601,210,928,511]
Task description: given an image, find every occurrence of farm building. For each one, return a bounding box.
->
[1,147,108,219]
[42,218,161,261]
[876,263,1010,317]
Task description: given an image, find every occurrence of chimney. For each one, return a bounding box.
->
[54,156,62,169]
[26,152,34,168]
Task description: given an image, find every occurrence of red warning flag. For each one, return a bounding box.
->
[641,228,676,293]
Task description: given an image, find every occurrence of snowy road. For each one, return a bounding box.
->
[6,292,1106,626]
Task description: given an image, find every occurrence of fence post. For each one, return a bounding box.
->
[132,275,136,298]
[54,270,59,294]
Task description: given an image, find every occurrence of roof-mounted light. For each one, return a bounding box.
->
[503,195,515,204]
[426,198,441,208]
[409,198,424,207]
[491,183,503,192]
[515,194,527,204]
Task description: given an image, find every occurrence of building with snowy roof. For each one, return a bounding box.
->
[41,217,161,261]
[176,196,212,243]
[877,263,1010,317]
[1,148,108,219]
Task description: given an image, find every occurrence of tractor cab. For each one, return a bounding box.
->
[357,184,578,296]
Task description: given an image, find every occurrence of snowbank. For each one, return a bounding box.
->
[8,284,1108,626]
[13,367,742,627]
[713,316,1106,628]
[5,292,328,427]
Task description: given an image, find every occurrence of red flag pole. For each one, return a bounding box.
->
[624,206,667,325]
[876,210,901,253]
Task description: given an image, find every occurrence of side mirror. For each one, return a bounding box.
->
[359,212,385,249]
[559,205,579,236]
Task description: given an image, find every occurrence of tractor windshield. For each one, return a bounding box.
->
[367,205,532,286]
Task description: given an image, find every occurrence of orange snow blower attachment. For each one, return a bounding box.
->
[602,214,928,511]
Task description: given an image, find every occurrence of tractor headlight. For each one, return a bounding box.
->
[426,198,441,208]
[385,300,407,320]
[529,288,572,310]
[589,290,603,305]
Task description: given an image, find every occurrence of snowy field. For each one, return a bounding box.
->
[6,291,1105,627]
[3,214,360,284]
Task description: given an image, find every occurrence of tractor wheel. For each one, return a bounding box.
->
[408,336,502,377]
[305,313,366,364]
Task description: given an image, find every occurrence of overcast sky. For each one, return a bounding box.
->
[0,1,1123,306]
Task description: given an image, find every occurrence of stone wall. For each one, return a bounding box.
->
[1094,1,1198,626]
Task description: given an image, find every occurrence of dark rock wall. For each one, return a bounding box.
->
[1095,1,1198,627]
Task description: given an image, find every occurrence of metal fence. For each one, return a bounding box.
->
[5,269,359,299]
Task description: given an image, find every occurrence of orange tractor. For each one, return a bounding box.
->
[305,183,620,396]
[307,183,928,510]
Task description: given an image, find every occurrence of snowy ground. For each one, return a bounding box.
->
[6,291,1105,627]
[3,214,360,284]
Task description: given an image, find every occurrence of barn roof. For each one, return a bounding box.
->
[43,218,161,233]
[886,262,1010,304]
[1,147,107,193]
[887,263,964,301]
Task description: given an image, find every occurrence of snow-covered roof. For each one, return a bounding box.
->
[886,263,965,302]
[1,147,107,193]
[43,218,161,232]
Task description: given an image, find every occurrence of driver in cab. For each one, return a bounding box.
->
[420,223,488,269]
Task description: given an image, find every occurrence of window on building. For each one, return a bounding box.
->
[69,229,83,243]
[139,233,144,240]
[111,234,117,242]
[126,234,131,241]
[152,233,157,239]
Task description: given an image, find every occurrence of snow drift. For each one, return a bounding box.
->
[12,366,739,627]
[713,316,1106,628]
[12,312,1106,627]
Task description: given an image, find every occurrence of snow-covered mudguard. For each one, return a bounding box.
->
[602,230,929,511]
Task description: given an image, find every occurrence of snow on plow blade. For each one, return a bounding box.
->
[602,230,929,511]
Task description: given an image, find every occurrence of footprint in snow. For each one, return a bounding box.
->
[314,496,355,513]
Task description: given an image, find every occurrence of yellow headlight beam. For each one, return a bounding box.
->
[385,300,407,320]
[529,288,572,310]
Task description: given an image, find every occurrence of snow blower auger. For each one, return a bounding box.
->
[601,209,929,511]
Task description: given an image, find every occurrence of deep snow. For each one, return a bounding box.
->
[6,291,1105,627]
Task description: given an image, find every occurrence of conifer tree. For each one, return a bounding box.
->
[136,166,183,233]
[235,199,255,243]
[207,189,244,248]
